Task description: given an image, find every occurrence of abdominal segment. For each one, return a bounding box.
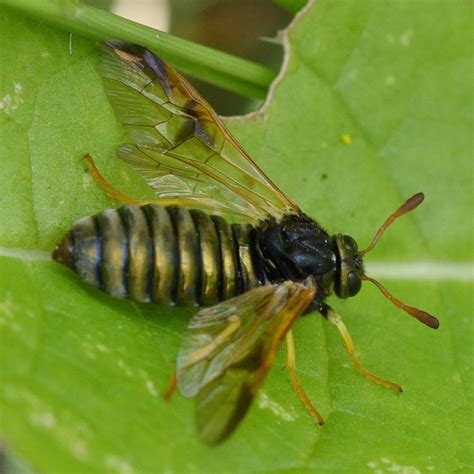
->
[53,205,265,306]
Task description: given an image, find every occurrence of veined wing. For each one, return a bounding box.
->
[101,40,299,221]
[176,277,316,444]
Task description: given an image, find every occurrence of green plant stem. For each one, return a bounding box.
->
[274,0,308,14]
[0,0,276,98]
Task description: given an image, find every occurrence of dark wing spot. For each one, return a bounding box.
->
[143,50,172,98]
[194,120,214,148]
[174,118,195,144]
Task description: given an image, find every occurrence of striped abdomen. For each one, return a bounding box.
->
[52,205,266,306]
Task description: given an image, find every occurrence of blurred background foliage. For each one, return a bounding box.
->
[85,0,298,114]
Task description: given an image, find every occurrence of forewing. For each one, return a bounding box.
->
[101,40,299,220]
[177,278,316,444]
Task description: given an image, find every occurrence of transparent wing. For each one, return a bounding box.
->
[101,40,300,221]
[176,277,316,444]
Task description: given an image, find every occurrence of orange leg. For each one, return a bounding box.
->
[84,154,142,204]
[325,306,402,393]
[163,372,177,400]
[84,154,207,209]
[286,330,325,425]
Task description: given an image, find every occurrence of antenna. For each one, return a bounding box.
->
[359,192,424,255]
[361,275,439,329]
[359,192,439,329]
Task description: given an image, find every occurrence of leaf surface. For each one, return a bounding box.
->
[0,1,472,472]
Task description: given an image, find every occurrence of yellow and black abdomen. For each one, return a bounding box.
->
[52,205,266,306]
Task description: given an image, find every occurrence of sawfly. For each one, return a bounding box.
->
[53,40,439,444]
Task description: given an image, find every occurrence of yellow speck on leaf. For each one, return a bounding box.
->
[341,133,352,145]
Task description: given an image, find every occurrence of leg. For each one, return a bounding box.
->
[85,154,208,209]
[286,330,325,425]
[84,154,142,204]
[324,305,402,392]
[163,372,177,400]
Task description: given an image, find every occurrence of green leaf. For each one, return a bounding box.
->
[1,1,472,473]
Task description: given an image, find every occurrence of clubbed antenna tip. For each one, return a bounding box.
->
[361,275,439,329]
[360,193,424,256]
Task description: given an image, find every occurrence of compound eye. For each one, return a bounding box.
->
[343,235,358,253]
[347,271,362,296]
